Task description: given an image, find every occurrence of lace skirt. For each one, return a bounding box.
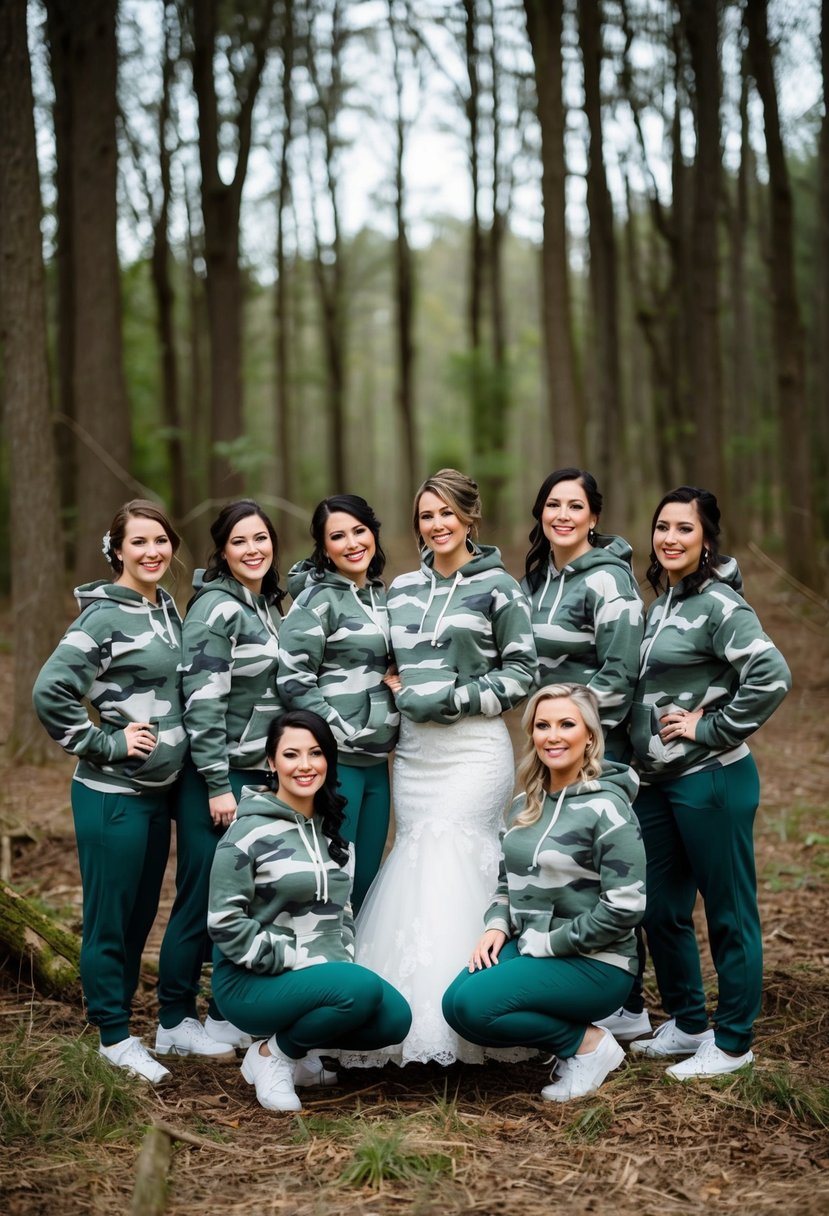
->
[341,713,530,1067]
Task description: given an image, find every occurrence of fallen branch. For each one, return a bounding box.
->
[0,878,81,996]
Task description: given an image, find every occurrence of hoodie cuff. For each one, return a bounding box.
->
[106,730,130,762]
[454,682,481,716]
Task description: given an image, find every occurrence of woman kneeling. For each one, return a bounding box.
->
[443,684,646,1101]
[208,710,411,1111]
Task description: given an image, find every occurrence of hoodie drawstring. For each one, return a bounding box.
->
[531,787,567,868]
[430,570,463,647]
[639,585,675,674]
[542,564,568,626]
[295,816,329,903]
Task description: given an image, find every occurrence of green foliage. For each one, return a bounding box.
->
[0,1030,151,1145]
[727,1066,829,1130]
[340,1127,453,1189]
[563,1102,614,1143]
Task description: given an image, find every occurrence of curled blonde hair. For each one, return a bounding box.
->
[412,468,482,549]
[513,683,605,828]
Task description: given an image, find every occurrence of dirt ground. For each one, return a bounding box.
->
[1,551,828,1216]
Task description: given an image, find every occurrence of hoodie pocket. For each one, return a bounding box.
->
[347,687,400,755]
[235,702,283,762]
[630,701,687,772]
[113,714,188,786]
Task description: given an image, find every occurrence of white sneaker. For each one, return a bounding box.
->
[630,1018,715,1058]
[204,1015,253,1051]
[240,1039,302,1112]
[155,1017,237,1060]
[294,1050,339,1088]
[595,1007,653,1042]
[99,1036,171,1085]
[666,1040,754,1080]
[541,1028,625,1102]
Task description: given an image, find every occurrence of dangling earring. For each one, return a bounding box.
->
[465,525,475,554]
[265,768,278,791]
[588,528,596,545]
[701,549,710,566]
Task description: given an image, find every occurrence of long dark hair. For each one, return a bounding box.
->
[646,486,723,595]
[203,499,285,608]
[265,710,349,866]
[524,469,603,592]
[309,494,386,580]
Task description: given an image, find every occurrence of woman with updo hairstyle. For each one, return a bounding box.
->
[345,469,537,1067]
[626,487,790,1079]
[33,500,187,1084]
[154,499,289,1064]
[278,495,398,912]
[208,710,411,1112]
[442,684,646,1102]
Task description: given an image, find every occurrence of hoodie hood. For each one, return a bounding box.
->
[235,785,309,823]
[190,569,280,644]
[286,557,385,601]
[668,553,743,599]
[420,542,506,580]
[73,580,180,650]
[532,534,636,616]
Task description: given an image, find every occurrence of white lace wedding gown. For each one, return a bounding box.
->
[343,713,527,1067]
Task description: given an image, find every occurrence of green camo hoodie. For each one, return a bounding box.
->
[32,581,186,794]
[181,571,283,796]
[521,534,644,733]
[207,786,355,974]
[483,761,646,975]
[277,560,399,767]
[629,556,791,781]
[387,545,536,725]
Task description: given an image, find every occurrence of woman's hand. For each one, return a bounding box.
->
[124,722,156,757]
[383,665,402,695]
[659,707,704,743]
[468,929,508,972]
[209,793,237,829]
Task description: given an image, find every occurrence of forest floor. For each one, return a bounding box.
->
[1,551,828,1216]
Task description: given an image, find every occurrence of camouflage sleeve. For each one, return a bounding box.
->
[181,616,234,797]
[547,808,646,958]
[586,572,645,730]
[277,600,355,745]
[694,596,792,750]
[454,585,537,717]
[207,836,297,974]
[32,629,129,764]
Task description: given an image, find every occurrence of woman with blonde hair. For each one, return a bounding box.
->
[348,469,537,1066]
[442,684,646,1101]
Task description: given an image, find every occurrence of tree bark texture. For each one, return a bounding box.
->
[745,0,817,587]
[523,0,581,465]
[274,0,297,528]
[0,0,68,761]
[681,0,724,494]
[578,0,623,506]
[67,0,132,581]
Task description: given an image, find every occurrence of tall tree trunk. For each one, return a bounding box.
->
[0,0,67,760]
[389,0,417,505]
[486,0,511,526]
[274,0,296,532]
[44,0,76,564]
[152,6,185,520]
[578,0,623,506]
[681,0,724,495]
[523,0,581,465]
[745,0,817,586]
[191,0,272,500]
[68,0,132,581]
[815,0,829,540]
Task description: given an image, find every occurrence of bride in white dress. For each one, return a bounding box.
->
[345,470,536,1066]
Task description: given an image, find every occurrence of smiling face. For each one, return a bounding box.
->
[268,726,328,815]
[532,696,593,791]
[540,479,598,566]
[115,516,173,601]
[222,513,274,594]
[323,511,376,587]
[653,500,705,586]
[417,490,470,575]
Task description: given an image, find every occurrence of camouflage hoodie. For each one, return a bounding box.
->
[387,545,536,725]
[484,761,645,975]
[181,571,282,796]
[207,786,355,974]
[32,581,186,794]
[629,557,791,781]
[521,535,644,734]
[277,560,399,767]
